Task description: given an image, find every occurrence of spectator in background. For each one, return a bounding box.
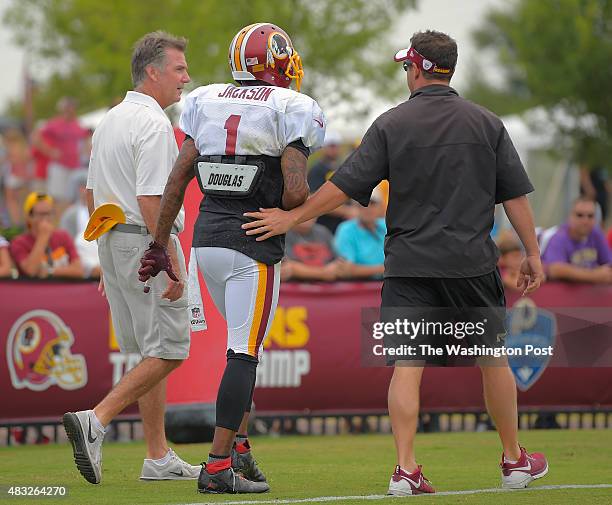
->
[2,128,33,227]
[10,192,83,279]
[580,164,610,226]
[307,130,356,233]
[334,190,386,279]
[542,197,612,283]
[78,128,94,174]
[60,172,89,237]
[32,97,88,215]
[0,134,9,227]
[283,218,340,281]
[60,172,100,278]
[0,234,13,277]
[30,122,53,194]
[496,230,524,291]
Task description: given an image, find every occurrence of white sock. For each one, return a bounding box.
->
[89,410,106,434]
[150,449,172,465]
[503,456,518,464]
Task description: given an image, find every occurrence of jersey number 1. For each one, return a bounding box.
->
[224,114,241,155]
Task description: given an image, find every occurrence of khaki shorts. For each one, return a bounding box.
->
[98,230,190,360]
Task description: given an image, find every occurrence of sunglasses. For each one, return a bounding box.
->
[574,212,595,219]
[402,61,413,72]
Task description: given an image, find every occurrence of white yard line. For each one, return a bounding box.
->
[182,483,612,505]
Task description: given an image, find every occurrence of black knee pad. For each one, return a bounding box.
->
[215,352,257,431]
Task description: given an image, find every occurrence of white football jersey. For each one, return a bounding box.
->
[180,83,326,157]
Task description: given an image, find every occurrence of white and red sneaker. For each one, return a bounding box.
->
[387,465,435,496]
[500,446,548,489]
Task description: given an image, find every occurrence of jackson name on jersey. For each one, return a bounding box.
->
[180,83,326,159]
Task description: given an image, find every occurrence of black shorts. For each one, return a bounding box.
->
[380,269,507,365]
[381,269,506,308]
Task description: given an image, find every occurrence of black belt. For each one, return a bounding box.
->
[112,223,179,235]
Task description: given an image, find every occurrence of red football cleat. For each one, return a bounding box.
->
[501,446,548,489]
[387,465,435,495]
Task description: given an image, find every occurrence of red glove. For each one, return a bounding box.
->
[138,241,179,283]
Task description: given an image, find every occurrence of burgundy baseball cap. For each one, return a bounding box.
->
[394,46,453,76]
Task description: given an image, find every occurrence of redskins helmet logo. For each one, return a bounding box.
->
[269,32,291,60]
[6,310,88,391]
[229,23,304,91]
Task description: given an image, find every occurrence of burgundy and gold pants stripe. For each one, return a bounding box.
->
[194,247,281,360]
[247,263,275,357]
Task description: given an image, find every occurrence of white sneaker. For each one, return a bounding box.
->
[63,410,105,484]
[140,449,201,480]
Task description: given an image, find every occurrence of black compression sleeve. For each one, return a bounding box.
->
[215,354,257,431]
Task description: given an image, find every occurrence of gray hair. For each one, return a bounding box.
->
[131,31,187,87]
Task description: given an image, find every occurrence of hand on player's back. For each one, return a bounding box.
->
[242,207,295,241]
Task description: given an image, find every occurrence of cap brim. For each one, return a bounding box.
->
[394,48,410,62]
[84,219,118,241]
[84,203,126,241]
[88,203,126,224]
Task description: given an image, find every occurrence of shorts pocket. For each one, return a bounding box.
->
[113,245,140,257]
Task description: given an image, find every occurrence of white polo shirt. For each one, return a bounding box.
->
[86,91,184,232]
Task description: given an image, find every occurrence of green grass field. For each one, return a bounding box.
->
[1,430,611,505]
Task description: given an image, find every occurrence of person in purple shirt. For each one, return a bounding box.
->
[542,197,612,283]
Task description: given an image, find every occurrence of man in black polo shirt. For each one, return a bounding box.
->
[243,30,548,494]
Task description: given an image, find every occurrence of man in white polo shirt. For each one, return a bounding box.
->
[62,31,199,485]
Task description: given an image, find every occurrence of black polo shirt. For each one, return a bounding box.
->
[330,84,534,278]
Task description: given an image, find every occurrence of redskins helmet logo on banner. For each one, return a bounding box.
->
[6,309,88,391]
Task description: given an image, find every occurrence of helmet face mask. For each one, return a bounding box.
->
[229,23,304,91]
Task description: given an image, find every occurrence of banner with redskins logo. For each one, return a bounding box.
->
[2,277,612,423]
[0,276,223,421]
[7,309,87,392]
[1,184,612,421]
[1,282,119,420]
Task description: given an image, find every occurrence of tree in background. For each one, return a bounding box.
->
[466,0,612,166]
[3,0,414,120]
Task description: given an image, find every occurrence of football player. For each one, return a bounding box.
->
[139,23,325,494]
